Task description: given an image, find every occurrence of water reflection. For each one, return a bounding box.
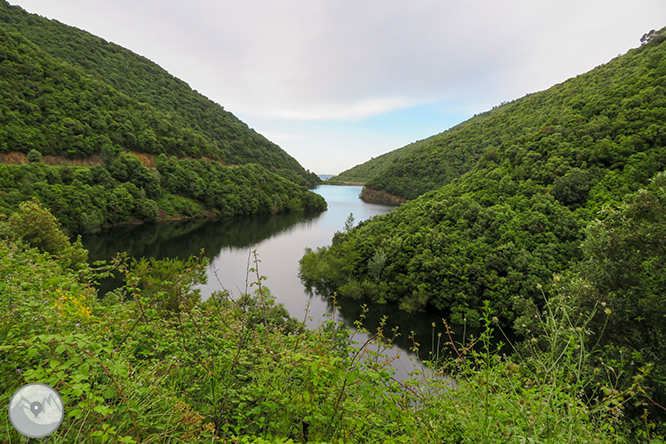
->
[84,211,324,262]
[82,185,453,379]
[325,294,485,363]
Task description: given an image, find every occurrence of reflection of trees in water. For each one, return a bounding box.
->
[311,287,488,362]
[82,211,323,295]
[83,211,323,262]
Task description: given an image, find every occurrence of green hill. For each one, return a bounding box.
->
[349,30,666,202]
[326,137,432,185]
[0,0,318,187]
[300,28,666,323]
[0,2,325,231]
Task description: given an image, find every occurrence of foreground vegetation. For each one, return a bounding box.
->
[2,201,660,443]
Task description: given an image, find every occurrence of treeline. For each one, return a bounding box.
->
[0,150,326,233]
[0,1,319,187]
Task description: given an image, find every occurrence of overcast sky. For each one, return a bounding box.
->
[9,1,666,174]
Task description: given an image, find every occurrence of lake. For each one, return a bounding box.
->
[83,185,475,379]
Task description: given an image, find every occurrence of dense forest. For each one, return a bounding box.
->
[301,29,666,433]
[1,201,657,442]
[0,151,326,233]
[0,2,325,231]
[0,1,319,187]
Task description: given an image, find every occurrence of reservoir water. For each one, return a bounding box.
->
[83,185,465,379]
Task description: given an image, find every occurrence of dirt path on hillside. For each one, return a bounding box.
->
[0,151,156,166]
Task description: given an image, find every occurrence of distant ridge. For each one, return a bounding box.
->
[326,136,434,185]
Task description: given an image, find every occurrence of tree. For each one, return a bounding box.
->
[344,213,355,233]
[27,149,42,163]
[7,199,88,269]
[559,172,666,426]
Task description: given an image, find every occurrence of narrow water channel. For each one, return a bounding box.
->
[83,185,474,380]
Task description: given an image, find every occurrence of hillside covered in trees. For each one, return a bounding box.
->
[0,1,325,231]
[302,28,666,321]
[301,30,666,433]
[0,1,319,186]
[340,30,666,202]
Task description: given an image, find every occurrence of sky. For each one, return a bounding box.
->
[9,1,666,175]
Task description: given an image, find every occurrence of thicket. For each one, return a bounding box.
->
[0,1,319,187]
[517,172,666,433]
[0,150,326,233]
[0,202,645,442]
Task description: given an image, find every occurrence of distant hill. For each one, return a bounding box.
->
[0,0,318,187]
[300,29,666,324]
[326,137,431,185]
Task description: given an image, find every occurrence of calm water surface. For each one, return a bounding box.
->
[83,185,466,379]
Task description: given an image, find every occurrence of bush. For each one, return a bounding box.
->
[27,149,42,163]
[7,199,87,269]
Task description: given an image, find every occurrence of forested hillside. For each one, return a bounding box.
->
[326,137,431,185]
[302,32,666,431]
[350,31,666,201]
[301,29,666,323]
[0,1,318,186]
[0,2,326,230]
[0,151,326,233]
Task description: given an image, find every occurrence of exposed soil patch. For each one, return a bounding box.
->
[0,152,28,164]
[359,187,407,205]
[42,154,104,166]
[0,151,156,166]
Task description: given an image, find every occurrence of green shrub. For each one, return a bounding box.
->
[27,148,42,163]
[7,199,87,269]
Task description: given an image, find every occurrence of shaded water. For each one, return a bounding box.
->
[83,185,478,379]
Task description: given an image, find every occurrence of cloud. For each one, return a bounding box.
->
[158,0,664,121]
[14,0,666,122]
